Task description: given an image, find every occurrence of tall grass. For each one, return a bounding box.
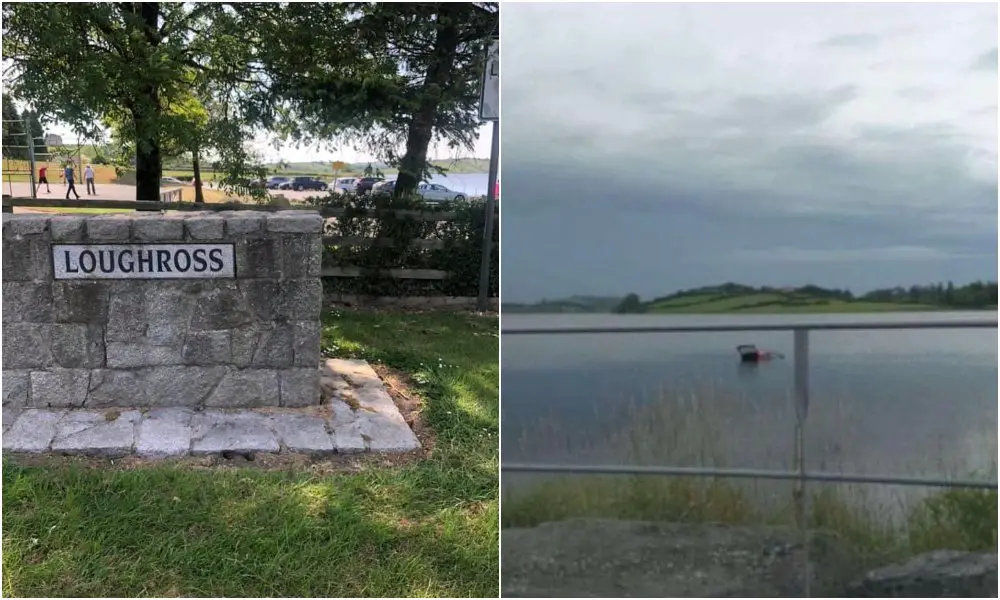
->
[503,384,997,565]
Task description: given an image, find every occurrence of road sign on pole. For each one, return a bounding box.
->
[479,37,498,121]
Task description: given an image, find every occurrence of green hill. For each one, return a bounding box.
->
[645,291,938,314]
[502,296,623,314]
[509,282,997,315]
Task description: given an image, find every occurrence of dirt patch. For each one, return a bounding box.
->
[502,518,864,598]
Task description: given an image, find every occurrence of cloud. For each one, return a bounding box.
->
[729,246,992,263]
[971,47,998,71]
[819,33,881,48]
[500,3,998,300]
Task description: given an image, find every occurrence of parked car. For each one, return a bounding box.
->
[370,179,395,196]
[332,177,357,193]
[354,176,384,195]
[417,182,466,204]
[266,176,290,189]
[161,176,185,186]
[277,176,328,191]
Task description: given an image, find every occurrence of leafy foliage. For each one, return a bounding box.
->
[613,293,647,314]
[2,95,29,160]
[257,2,498,196]
[2,2,263,200]
[314,192,498,297]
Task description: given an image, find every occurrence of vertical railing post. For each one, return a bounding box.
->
[25,117,37,200]
[476,119,500,312]
[793,328,811,597]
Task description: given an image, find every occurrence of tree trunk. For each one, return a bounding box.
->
[193,146,204,203]
[132,96,163,203]
[393,7,462,200]
[133,2,162,205]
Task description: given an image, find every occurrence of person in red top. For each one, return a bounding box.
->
[36,165,51,194]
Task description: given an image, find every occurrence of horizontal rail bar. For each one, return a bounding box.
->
[321,266,449,280]
[501,319,997,335]
[502,463,998,489]
[324,235,446,250]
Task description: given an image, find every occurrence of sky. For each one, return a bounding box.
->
[500,3,998,302]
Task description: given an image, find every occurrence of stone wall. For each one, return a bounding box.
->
[2,210,323,410]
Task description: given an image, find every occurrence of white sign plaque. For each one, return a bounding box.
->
[479,38,499,121]
[53,244,236,280]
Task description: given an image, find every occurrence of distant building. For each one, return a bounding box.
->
[45,134,63,146]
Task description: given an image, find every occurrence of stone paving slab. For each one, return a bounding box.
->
[136,407,195,458]
[190,411,281,455]
[1,359,422,458]
[51,409,141,457]
[3,407,23,433]
[267,413,334,454]
[3,409,66,453]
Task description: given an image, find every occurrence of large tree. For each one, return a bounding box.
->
[258,2,497,198]
[1,2,260,201]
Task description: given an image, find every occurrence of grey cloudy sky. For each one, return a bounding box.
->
[500,3,997,302]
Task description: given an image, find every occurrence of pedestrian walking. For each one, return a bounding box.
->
[36,165,51,194]
[84,164,96,195]
[64,163,80,199]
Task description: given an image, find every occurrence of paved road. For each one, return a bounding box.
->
[3,181,325,203]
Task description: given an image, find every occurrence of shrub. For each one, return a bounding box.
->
[313,191,498,297]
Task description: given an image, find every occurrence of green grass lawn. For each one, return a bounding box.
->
[2,310,499,598]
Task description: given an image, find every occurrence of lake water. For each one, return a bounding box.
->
[502,312,997,508]
[426,172,489,197]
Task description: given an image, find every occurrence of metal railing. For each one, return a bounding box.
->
[501,316,998,597]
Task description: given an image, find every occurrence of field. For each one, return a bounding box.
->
[2,311,499,598]
[645,292,941,314]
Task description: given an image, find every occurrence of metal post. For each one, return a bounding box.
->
[793,328,811,597]
[25,117,37,199]
[476,119,500,312]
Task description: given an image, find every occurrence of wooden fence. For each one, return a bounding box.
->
[0,196,498,289]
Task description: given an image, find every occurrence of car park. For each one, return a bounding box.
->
[332,177,357,193]
[417,182,466,204]
[277,176,328,191]
[266,176,290,189]
[354,176,384,195]
[370,179,395,196]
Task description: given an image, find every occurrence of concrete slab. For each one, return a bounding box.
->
[353,386,420,452]
[1,359,420,458]
[3,409,66,452]
[358,409,420,452]
[325,358,382,388]
[190,410,280,455]
[136,407,195,458]
[329,399,366,453]
[267,413,334,454]
[50,410,141,457]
